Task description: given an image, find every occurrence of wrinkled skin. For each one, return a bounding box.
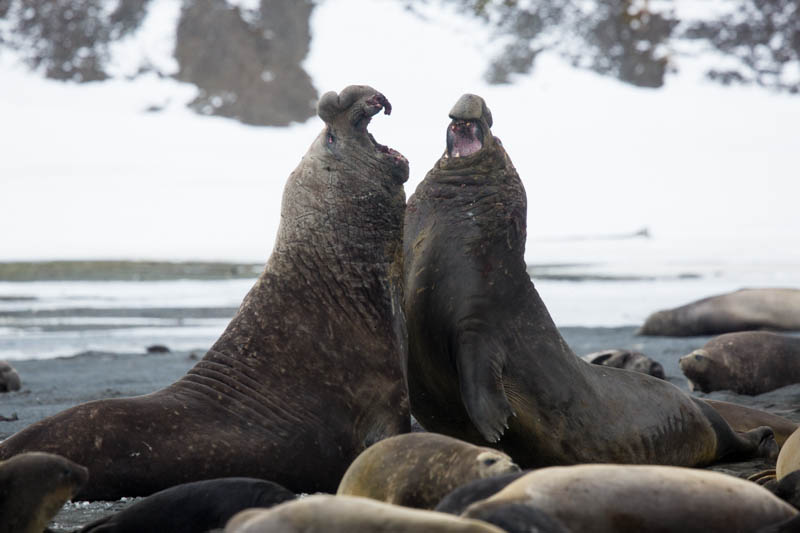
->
[0,452,88,533]
[680,331,800,395]
[337,432,520,510]
[638,288,800,337]
[0,85,410,500]
[403,93,776,468]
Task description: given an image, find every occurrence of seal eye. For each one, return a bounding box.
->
[482,457,498,467]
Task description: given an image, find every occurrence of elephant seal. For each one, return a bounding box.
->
[224,494,506,533]
[581,349,664,379]
[0,452,88,533]
[337,432,520,509]
[434,470,528,515]
[638,288,800,337]
[403,93,777,468]
[0,361,21,392]
[79,477,295,532]
[702,399,798,447]
[0,85,410,500]
[680,331,800,395]
[777,427,800,480]
[463,464,798,533]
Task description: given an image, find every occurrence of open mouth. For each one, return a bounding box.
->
[353,93,407,168]
[446,120,484,158]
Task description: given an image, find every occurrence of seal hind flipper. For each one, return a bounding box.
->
[456,329,515,443]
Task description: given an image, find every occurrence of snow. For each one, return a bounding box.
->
[0,0,798,270]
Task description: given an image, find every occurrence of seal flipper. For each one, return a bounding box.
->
[456,330,515,443]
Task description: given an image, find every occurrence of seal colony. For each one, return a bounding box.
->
[0,85,411,500]
[402,93,777,467]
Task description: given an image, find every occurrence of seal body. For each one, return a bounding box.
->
[777,427,800,480]
[337,432,519,509]
[581,349,664,379]
[0,452,88,533]
[638,288,800,336]
[0,361,21,392]
[0,85,411,500]
[79,477,295,533]
[434,470,528,515]
[463,464,798,533]
[403,94,776,468]
[702,399,798,447]
[224,495,507,533]
[680,332,800,395]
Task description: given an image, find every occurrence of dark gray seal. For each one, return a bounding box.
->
[79,477,296,533]
[638,288,800,337]
[680,332,800,395]
[0,85,410,500]
[581,349,664,379]
[0,451,88,533]
[337,432,519,509]
[0,361,20,392]
[462,464,798,533]
[403,93,777,468]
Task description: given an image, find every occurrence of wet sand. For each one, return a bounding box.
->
[2,325,798,530]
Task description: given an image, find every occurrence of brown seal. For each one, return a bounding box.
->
[702,399,798,448]
[403,93,777,468]
[680,331,800,395]
[638,288,800,337]
[0,85,410,500]
[463,464,798,533]
[224,495,507,533]
[581,349,664,379]
[0,452,88,533]
[337,432,519,509]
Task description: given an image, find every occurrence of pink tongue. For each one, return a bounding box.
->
[453,134,482,157]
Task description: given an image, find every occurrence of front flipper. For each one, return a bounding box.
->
[456,329,515,443]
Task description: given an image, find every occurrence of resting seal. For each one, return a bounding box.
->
[337,432,519,509]
[0,85,410,499]
[702,399,798,447]
[680,331,800,395]
[777,427,800,480]
[434,470,528,515]
[581,349,664,379]
[0,361,21,392]
[403,93,776,467]
[0,452,88,533]
[463,464,798,533]
[638,288,800,336]
[224,495,506,533]
[79,477,295,532]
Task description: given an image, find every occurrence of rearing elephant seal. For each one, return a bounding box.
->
[403,93,776,467]
[0,85,411,500]
[337,432,520,509]
[680,331,800,395]
[638,288,800,336]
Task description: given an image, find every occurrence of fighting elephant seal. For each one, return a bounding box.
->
[403,93,776,468]
[0,85,410,500]
[337,432,519,509]
[581,349,664,379]
[638,288,800,337]
[79,477,295,532]
[0,452,88,533]
[680,331,800,395]
[463,464,798,533]
[224,495,507,533]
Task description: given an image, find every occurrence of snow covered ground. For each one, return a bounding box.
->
[0,0,798,353]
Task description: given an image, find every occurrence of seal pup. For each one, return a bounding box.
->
[403,93,777,467]
[680,331,800,395]
[638,288,800,336]
[581,349,664,379]
[337,432,519,509]
[224,494,507,533]
[0,452,88,533]
[79,477,295,532]
[0,361,21,392]
[0,85,410,500]
[463,464,798,533]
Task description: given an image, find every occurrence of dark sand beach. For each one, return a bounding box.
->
[1,262,798,530]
